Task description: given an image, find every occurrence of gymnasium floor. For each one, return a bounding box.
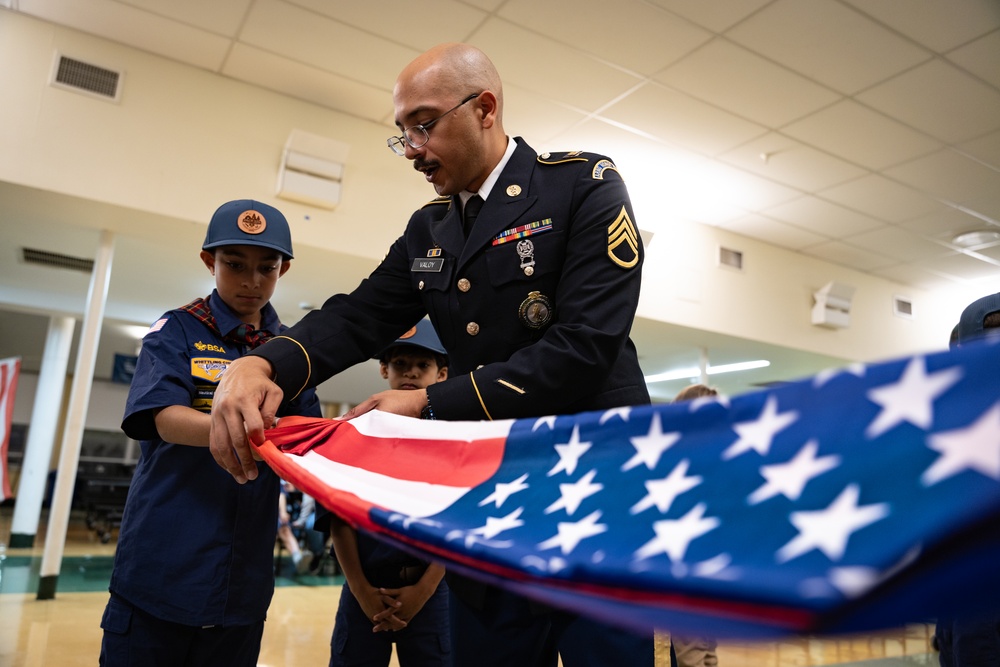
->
[0,508,936,667]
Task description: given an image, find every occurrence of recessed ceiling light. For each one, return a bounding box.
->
[952,229,1000,247]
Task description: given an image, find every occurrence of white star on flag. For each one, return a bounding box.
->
[748,440,841,505]
[537,510,607,555]
[533,415,557,431]
[471,508,526,539]
[599,406,631,424]
[634,503,720,562]
[922,402,1000,485]
[631,459,702,515]
[777,484,890,563]
[479,473,530,508]
[622,412,681,471]
[723,395,798,460]
[546,469,603,515]
[865,357,962,438]
[548,426,591,476]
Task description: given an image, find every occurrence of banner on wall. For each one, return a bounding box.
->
[112,353,138,384]
[0,357,21,502]
[257,339,1000,639]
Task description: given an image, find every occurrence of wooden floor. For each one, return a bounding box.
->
[0,510,937,667]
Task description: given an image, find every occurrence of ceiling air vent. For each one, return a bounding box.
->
[51,54,122,102]
[718,246,743,271]
[21,248,95,273]
[893,295,914,319]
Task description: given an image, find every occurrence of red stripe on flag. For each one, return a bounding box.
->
[266,415,507,486]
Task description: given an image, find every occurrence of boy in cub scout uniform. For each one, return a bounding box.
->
[211,44,652,666]
[100,199,320,667]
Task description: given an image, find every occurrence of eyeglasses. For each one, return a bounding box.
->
[387,93,480,156]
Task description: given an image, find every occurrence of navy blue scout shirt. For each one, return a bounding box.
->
[111,289,321,627]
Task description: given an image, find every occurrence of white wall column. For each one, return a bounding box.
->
[37,230,114,599]
[9,315,76,548]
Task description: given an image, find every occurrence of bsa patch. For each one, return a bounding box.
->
[592,159,619,180]
[191,357,231,384]
[607,206,639,269]
[237,210,266,235]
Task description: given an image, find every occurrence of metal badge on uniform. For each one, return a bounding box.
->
[411,258,444,272]
[427,247,442,257]
[506,184,521,197]
[516,239,535,276]
[519,291,552,329]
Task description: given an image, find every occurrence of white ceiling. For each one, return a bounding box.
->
[2,0,999,404]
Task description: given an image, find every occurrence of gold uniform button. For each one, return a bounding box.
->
[418,280,425,290]
[458,278,471,292]
[466,322,480,336]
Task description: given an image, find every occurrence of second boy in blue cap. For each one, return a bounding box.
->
[327,319,452,667]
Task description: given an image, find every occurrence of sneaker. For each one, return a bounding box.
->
[295,549,313,575]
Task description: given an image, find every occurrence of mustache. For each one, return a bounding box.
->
[413,158,438,172]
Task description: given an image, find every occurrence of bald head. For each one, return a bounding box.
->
[395,43,504,125]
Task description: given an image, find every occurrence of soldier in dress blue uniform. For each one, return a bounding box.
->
[100,199,321,667]
[210,43,652,666]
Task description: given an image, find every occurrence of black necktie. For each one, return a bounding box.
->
[463,195,483,238]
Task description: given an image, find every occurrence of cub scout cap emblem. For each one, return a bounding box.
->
[607,206,639,269]
[519,291,553,329]
[238,210,266,235]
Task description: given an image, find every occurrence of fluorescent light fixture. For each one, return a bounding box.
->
[123,324,152,340]
[644,359,770,384]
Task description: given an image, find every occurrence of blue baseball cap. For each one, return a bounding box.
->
[378,319,447,359]
[956,291,1000,344]
[202,199,293,259]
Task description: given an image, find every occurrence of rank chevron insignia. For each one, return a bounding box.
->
[607,206,639,269]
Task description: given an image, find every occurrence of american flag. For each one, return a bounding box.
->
[258,339,1000,638]
[0,357,20,502]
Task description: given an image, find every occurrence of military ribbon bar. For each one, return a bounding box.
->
[492,219,553,246]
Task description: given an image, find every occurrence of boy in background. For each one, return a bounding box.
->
[328,319,452,667]
[100,199,321,666]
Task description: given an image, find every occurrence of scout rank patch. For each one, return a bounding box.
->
[607,206,639,269]
[191,357,231,383]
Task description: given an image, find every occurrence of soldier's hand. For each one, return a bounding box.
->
[209,356,283,483]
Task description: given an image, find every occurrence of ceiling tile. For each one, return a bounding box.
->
[286,0,488,52]
[600,81,767,155]
[764,196,887,238]
[500,83,589,147]
[801,240,898,272]
[725,0,930,94]
[842,226,952,263]
[646,0,773,32]
[719,132,867,192]
[241,0,415,89]
[720,213,828,250]
[841,0,1000,52]
[497,0,712,76]
[958,129,1000,171]
[470,20,644,111]
[918,251,1000,282]
[223,44,392,122]
[871,263,962,291]
[895,205,995,242]
[19,0,233,70]
[818,174,943,223]
[857,59,1000,144]
[947,30,1000,89]
[654,38,840,127]
[885,149,1000,212]
[782,100,942,170]
[970,243,1000,264]
[120,0,253,35]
